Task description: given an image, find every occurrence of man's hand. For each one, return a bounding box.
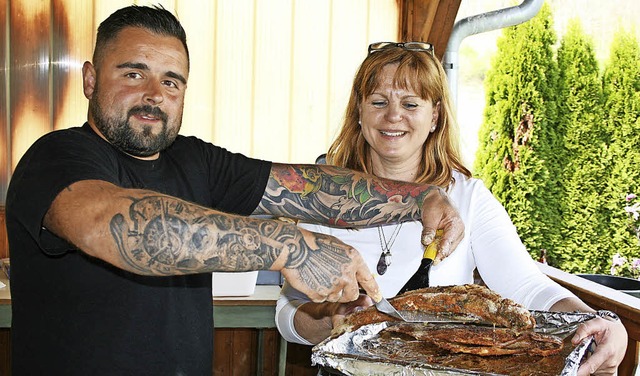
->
[275,228,381,303]
[420,187,464,262]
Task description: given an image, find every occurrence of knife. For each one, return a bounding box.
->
[398,229,442,294]
[374,296,470,323]
[374,295,410,321]
[363,288,413,322]
[373,230,444,322]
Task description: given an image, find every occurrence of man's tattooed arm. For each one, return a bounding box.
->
[108,194,351,280]
[254,163,438,227]
[108,194,283,275]
[44,179,377,300]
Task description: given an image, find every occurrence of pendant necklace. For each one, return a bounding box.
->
[376,223,403,275]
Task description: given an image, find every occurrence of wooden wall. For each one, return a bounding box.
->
[0,0,400,206]
[0,0,460,255]
[0,0,461,207]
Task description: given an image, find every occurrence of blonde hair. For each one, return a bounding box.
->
[327,46,471,187]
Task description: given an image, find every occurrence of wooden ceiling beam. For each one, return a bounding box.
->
[399,0,461,59]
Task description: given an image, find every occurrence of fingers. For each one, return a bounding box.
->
[339,294,374,316]
[576,355,617,376]
[421,227,436,246]
[421,219,464,264]
[283,230,378,304]
[331,296,375,329]
[571,320,597,345]
[571,317,620,345]
[572,318,628,376]
[326,289,344,303]
[420,187,465,258]
[432,240,450,264]
[323,246,378,303]
[438,217,465,255]
[341,281,360,302]
[576,340,619,376]
[357,268,381,303]
[306,280,370,304]
[324,283,360,303]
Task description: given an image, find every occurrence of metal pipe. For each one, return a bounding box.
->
[443,0,544,106]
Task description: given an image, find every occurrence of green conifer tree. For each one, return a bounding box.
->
[601,30,640,271]
[555,20,608,273]
[474,4,560,258]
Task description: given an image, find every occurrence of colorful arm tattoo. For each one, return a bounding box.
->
[255,164,436,226]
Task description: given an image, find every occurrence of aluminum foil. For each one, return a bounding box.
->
[312,311,597,376]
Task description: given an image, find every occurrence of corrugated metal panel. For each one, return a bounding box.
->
[176,0,216,142]
[9,0,51,172]
[0,0,7,203]
[252,0,294,163]
[0,0,398,205]
[52,1,94,132]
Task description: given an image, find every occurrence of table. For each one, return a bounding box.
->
[214,285,287,375]
[0,275,287,375]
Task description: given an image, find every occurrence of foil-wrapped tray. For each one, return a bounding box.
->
[312,311,596,376]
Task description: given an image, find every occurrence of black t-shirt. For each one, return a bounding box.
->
[6,123,272,375]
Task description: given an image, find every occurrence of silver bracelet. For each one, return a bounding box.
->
[596,310,620,322]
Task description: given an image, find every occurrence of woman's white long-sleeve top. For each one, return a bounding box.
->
[275,171,576,345]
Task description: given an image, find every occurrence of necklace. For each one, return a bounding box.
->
[376,223,403,275]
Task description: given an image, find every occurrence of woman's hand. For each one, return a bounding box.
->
[572,315,628,375]
[330,294,375,329]
[293,293,375,344]
[419,187,464,262]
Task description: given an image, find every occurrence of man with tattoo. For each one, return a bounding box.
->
[5,5,464,375]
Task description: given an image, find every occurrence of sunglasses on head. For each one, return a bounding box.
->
[368,41,434,55]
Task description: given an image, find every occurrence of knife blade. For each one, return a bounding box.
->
[374,297,470,323]
[374,296,408,321]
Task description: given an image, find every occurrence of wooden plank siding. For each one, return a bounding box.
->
[0,0,464,247]
[0,0,463,209]
[0,0,401,196]
[0,0,458,283]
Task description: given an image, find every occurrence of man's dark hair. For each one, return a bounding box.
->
[93,4,189,69]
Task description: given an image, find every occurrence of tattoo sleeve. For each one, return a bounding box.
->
[255,164,436,227]
[108,193,350,286]
[108,195,274,275]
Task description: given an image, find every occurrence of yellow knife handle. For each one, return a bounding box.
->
[422,229,443,259]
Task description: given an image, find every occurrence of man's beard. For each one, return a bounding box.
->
[89,95,180,157]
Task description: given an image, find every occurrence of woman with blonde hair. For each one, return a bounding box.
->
[276,42,626,375]
[329,42,468,188]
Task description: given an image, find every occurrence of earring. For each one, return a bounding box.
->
[430,125,436,132]
[358,119,362,125]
